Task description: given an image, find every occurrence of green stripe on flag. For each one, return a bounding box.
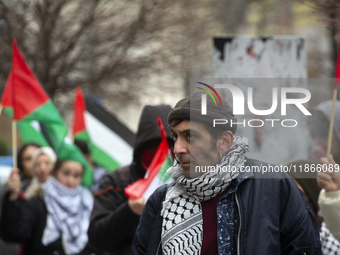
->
[75,130,91,142]
[157,153,173,184]
[18,121,49,146]
[24,100,66,124]
[3,108,13,118]
[75,130,121,171]
[89,142,121,171]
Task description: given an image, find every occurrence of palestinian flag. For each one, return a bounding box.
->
[72,87,122,171]
[78,94,134,171]
[125,118,173,200]
[0,40,93,188]
[7,40,68,151]
[335,42,340,90]
[0,71,49,146]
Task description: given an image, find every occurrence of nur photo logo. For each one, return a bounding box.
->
[196,82,223,115]
[196,82,312,128]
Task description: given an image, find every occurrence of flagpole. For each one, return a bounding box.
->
[0,105,3,117]
[327,89,338,158]
[12,120,17,169]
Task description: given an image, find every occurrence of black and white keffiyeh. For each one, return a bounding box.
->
[161,136,249,255]
[320,222,340,255]
[42,177,93,255]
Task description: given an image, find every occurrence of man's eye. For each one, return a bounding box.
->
[172,136,177,142]
[188,133,194,139]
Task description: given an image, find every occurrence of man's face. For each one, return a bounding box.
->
[171,120,220,178]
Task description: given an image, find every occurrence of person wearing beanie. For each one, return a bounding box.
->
[88,105,173,255]
[132,92,321,255]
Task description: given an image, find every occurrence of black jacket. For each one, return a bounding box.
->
[0,193,97,255]
[132,158,322,255]
[88,105,173,255]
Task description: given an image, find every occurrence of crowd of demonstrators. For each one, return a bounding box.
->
[88,105,173,255]
[0,158,97,255]
[132,93,322,254]
[74,140,109,193]
[287,160,340,254]
[1,99,336,255]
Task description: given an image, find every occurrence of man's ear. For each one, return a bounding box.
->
[217,131,234,155]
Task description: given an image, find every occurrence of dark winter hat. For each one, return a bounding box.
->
[168,92,237,133]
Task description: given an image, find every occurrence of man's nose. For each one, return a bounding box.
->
[174,137,187,155]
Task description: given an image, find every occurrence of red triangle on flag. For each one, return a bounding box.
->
[72,87,87,136]
[11,39,49,120]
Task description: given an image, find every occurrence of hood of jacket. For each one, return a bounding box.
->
[133,104,173,164]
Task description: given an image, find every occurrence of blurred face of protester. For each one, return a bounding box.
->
[56,161,84,189]
[34,154,54,183]
[21,145,40,179]
[140,149,157,170]
[171,120,221,178]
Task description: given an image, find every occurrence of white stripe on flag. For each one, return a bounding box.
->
[85,112,133,166]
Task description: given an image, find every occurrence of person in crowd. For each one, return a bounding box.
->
[24,147,57,199]
[0,143,40,255]
[0,159,95,255]
[4,147,57,255]
[309,100,340,164]
[88,105,173,255]
[287,160,340,254]
[317,155,340,243]
[15,143,42,192]
[132,92,322,254]
[74,140,108,193]
[0,143,41,203]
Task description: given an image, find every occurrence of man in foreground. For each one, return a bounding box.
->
[132,92,322,254]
